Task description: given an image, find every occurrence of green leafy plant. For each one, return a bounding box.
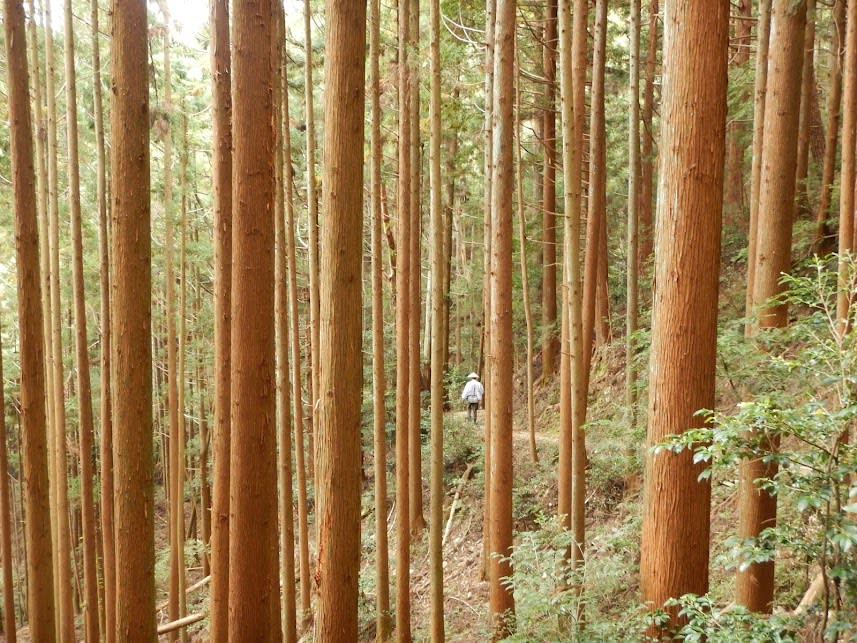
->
[658,257,857,639]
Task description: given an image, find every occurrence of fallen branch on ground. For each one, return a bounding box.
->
[157,612,206,636]
[443,462,475,547]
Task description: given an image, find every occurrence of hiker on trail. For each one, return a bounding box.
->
[461,372,484,423]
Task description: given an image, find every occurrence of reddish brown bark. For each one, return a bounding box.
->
[489,0,515,633]
[739,0,807,613]
[3,4,55,638]
[814,0,845,250]
[314,0,366,636]
[227,2,281,638]
[207,0,233,640]
[541,0,559,377]
[110,0,155,637]
[639,0,658,265]
[640,0,728,629]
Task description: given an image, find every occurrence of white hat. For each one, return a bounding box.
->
[467,372,479,380]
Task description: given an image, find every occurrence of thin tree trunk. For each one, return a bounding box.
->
[639,0,658,267]
[443,128,459,379]
[408,0,426,535]
[159,12,183,636]
[481,0,496,583]
[837,0,857,326]
[110,0,155,637]
[0,329,16,642]
[724,0,752,227]
[395,0,413,631]
[272,7,297,639]
[25,11,56,604]
[595,217,610,346]
[370,0,391,632]
[489,0,515,634]
[557,0,587,599]
[228,2,281,639]
[37,2,61,624]
[640,0,728,630]
[208,0,232,639]
[745,0,772,332]
[626,0,641,427]
[199,375,210,578]
[583,0,607,402]
[63,0,100,637]
[429,0,446,629]
[794,0,816,219]
[813,0,845,251]
[314,0,366,636]
[90,0,115,636]
[541,0,559,378]
[738,0,807,614]
[43,0,76,635]
[515,42,538,465]
[285,71,312,641]
[176,112,190,643]
[304,0,320,480]
[570,0,588,588]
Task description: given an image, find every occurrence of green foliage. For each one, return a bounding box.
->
[500,515,581,642]
[658,257,857,638]
[648,594,803,643]
[443,411,482,472]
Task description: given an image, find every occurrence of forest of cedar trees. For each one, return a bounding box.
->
[2,0,857,641]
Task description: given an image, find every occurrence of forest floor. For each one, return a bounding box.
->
[401,343,644,641]
[10,318,822,641]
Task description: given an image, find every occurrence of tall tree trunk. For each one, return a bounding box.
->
[837,0,857,326]
[198,372,210,579]
[541,0,559,378]
[0,330,16,643]
[176,111,190,643]
[285,70,312,640]
[315,0,366,636]
[395,0,413,631]
[638,0,658,267]
[158,12,185,639]
[408,0,426,535]
[489,0,515,635]
[370,0,391,634]
[25,13,56,616]
[429,0,446,631]
[794,0,816,218]
[481,0,496,582]
[640,0,728,630]
[227,2,281,639]
[595,218,610,346]
[569,0,588,578]
[557,0,587,599]
[583,0,607,405]
[442,127,459,379]
[63,0,100,638]
[515,42,538,465]
[813,0,845,251]
[738,0,807,614]
[304,0,320,478]
[272,6,297,639]
[110,0,155,637]
[43,1,76,635]
[90,0,115,636]
[208,0,232,639]
[724,0,752,226]
[626,0,641,426]
[745,0,772,332]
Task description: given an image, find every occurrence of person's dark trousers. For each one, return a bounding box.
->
[468,402,478,422]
